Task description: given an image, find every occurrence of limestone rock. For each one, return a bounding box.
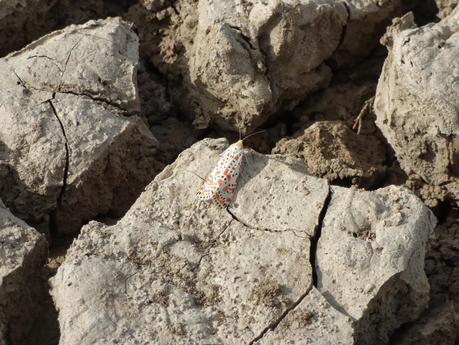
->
[316,186,437,345]
[273,121,386,186]
[0,199,48,345]
[374,9,459,206]
[188,0,348,131]
[51,138,329,345]
[332,0,404,66]
[51,138,436,344]
[435,0,458,18]
[130,0,348,132]
[0,18,163,234]
[392,208,459,345]
[254,288,354,345]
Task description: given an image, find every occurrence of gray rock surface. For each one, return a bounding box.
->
[0,199,48,345]
[435,0,458,18]
[254,288,354,345]
[392,208,459,345]
[51,138,328,344]
[51,138,435,344]
[374,9,459,206]
[316,186,436,345]
[128,0,413,132]
[0,18,163,234]
[187,0,348,131]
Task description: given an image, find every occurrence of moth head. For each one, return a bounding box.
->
[233,140,244,150]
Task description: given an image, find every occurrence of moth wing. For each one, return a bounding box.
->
[213,152,244,207]
[196,155,225,200]
[196,181,214,200]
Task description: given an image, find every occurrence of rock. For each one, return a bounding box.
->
[391,208,459,345]
[0,199,48,345]
[273,121,386,186]
[0,18,163,234]
[435,0,458,18]
[51,138,329,344]
[253,288,354,345]
[374,9,459,206]
[51,138,435,344]
[0,0,57,57]
[130,0,348,132]
[331,0,404,66]
[316,186,437,345]
[128,0,419,132]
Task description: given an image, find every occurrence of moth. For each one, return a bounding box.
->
[196,131,264,208]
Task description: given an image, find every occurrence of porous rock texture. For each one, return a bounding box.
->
[392,208,459,345]
[435,0,458,18]
[51,138,436,344]
[374,9,459,206]
[273,121,386,186]
[0,17,163,235]
[0,199,48,345]
[127,0,416,132]
[316,186,437,345]
[51,138,329,344]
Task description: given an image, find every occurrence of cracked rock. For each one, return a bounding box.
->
[374,9,459,206]
[392,208,459,345]
[50,138,328,344]
[253,288,354,345]
[131,0,348,132]
[331,0,405,66]
[0,199,48,345]
[50,138,435,344]
[0,18,163,234]
[316,186,437,345]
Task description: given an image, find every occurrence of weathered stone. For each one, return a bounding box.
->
[129,0,348,132]
[0,199,48,345]
[51,138,329,344]
[374,9,459,206]
[0,18,163,234]
[332,0,404,66]
[254,288,354,345]
[435,0,458,18]
[273,121,386,185]
[316,186,437,344]
[51,138,436,344]
[128,0,418,132]
[392,208,459,345]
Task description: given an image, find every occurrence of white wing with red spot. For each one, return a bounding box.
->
[196,141,244,207]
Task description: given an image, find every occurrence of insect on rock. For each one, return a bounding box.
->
[196,130,264,208]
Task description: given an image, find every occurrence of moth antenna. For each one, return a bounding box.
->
[185,170,205,181]
[241,129,266,142]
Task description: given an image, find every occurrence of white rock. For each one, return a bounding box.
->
[0,18,163,234]
[0,199,47,344]
[316,186,437,344]
[51,138,328,345]
[374,9,459,205]
[254,288,354,345]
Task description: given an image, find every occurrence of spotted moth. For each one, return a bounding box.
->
[196,131,263,208]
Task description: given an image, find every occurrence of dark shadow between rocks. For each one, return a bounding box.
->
[355,273,427,345]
